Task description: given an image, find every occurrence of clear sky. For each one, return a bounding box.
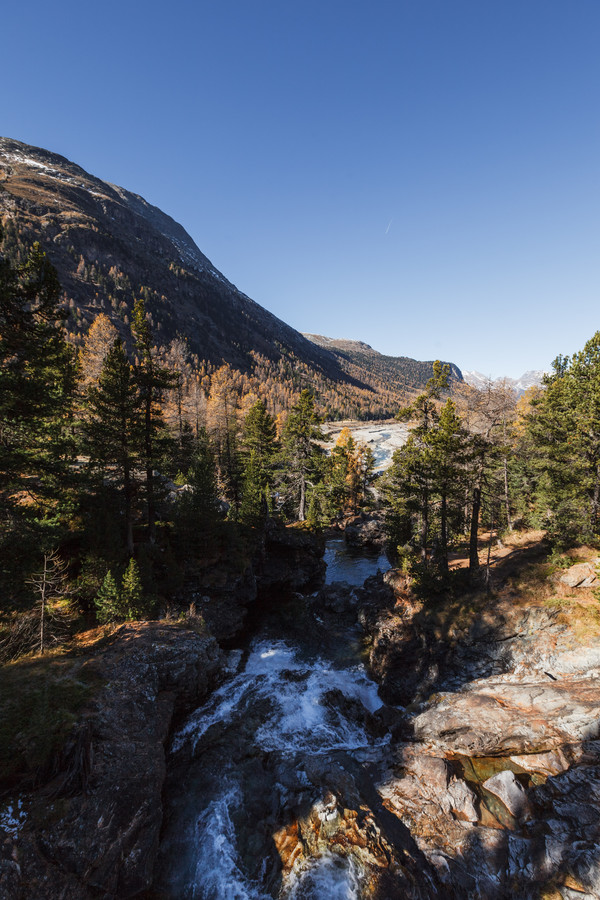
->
[3,0,599,378]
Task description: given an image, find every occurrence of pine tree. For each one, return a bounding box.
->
[425,399,469,573]
[383,366,470,576]
[131,298,176,542]
[0,239,76,492]
[173,431,221,560]
[0,236,77,586]
[121,558,146,619]
[279,390,325,521]
[389,361,451,562]
[239,400,277,525]
[84,339,141,555]
[95,570,123,623]
[525,335,600,546]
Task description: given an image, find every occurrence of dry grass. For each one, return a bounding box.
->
[420,529,600,641]
[0,649,99,788]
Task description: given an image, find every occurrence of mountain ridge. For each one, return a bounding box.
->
[304,333,463,395]
[462,369,546,396]
[1,137,461,418]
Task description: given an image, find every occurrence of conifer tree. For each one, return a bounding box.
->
[95,570,123,623]
[173,430,221,559]
[239,400,277,525]
[0,235,77,583]
[383,364,473,577]
[84,339,141,555]
[525,335,600,546]
[0,239,76,493]
[131,298,176,541]
[389,362,451,562]
[78,313,119,390]
[279,389,324,521]
[121,558,145,619]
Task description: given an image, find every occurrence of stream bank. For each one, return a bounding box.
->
[2,532,600,898]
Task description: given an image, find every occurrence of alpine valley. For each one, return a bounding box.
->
[4,137,600,900]
[0,137,461,420]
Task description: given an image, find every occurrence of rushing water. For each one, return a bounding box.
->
[156,539,392,899]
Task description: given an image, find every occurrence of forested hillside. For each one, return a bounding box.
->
[0,137,457,421]
[304,333,463,396]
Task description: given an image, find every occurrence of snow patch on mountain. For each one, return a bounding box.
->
[463,370,546,396]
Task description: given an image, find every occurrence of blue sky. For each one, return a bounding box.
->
[3,0,599,378]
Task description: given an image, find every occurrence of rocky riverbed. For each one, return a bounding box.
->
[2,535,600,899]
[322,421,409,471]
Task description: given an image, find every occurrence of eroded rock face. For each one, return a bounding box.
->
[186,561,258,642]
[413,675,600,755]
[0,624,224,899]
[357,566,600,899]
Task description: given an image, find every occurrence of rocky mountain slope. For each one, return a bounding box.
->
[0,137,343,378]
[0,137,461,417]
[305,333,463,395]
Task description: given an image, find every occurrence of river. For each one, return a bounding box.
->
[154,538,398,899]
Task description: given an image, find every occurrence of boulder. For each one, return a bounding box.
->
[313,582,357,615]
[344,512,387,550]
[413,675,600,755]
[559,561,599,588]
[482,770,531,821]
[2,624,224,899]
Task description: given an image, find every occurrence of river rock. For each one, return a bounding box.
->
[344,512,387,550]
[313,581,357,615]
[482,770,531,820]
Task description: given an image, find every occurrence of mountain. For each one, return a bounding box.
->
[463,370,546,396]
[304,334,463,395]
[0,137,340,371]
[0,137,460,418]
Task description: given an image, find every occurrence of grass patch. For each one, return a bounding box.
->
[0,651,98,790]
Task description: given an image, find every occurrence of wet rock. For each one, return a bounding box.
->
[322,689,387,740]
[312,581,357,616]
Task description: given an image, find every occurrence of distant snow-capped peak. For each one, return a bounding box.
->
[463,370,546,396]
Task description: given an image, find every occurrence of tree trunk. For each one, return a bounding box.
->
[485,505,495,590]
[299,473,306,521]
[590,463,600,533]
[420,484,429,562]
[503,456,512,531]
[145,393,156,543]
[469,486,481,573]
[440,492,449,574]
[124,462,135,557]
[39,556,47,655]
[502,419,512,531]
